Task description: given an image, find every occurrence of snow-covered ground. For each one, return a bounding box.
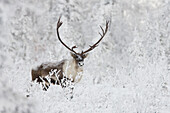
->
[0,0,170,113]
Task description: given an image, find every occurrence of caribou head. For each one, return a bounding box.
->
[56,17,109,67]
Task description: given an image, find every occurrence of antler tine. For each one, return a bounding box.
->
[83,21,109,54]
[56,16,77,54]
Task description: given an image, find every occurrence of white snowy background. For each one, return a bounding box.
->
[0,0,170,113]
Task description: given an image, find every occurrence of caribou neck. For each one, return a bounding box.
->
[62,58,83,83]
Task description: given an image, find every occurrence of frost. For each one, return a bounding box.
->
[0,0,170,113]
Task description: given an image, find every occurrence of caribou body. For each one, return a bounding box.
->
[31,17,109,95]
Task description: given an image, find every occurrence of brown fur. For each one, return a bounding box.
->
[31,60,68,89]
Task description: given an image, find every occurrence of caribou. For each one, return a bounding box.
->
[31,17,109,98]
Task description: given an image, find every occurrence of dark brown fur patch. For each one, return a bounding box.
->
[31,60,66,90]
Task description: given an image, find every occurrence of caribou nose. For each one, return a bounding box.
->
[79,62,84,66]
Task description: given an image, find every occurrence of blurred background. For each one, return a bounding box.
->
[0,0,170,113]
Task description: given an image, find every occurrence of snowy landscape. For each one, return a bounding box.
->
[0,0,170,113]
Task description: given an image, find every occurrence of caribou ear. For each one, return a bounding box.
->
[83,53,88,58]
[70,52,76,58]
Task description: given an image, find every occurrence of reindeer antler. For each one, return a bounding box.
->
[56,16,77,54]
[82,21,109,54]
